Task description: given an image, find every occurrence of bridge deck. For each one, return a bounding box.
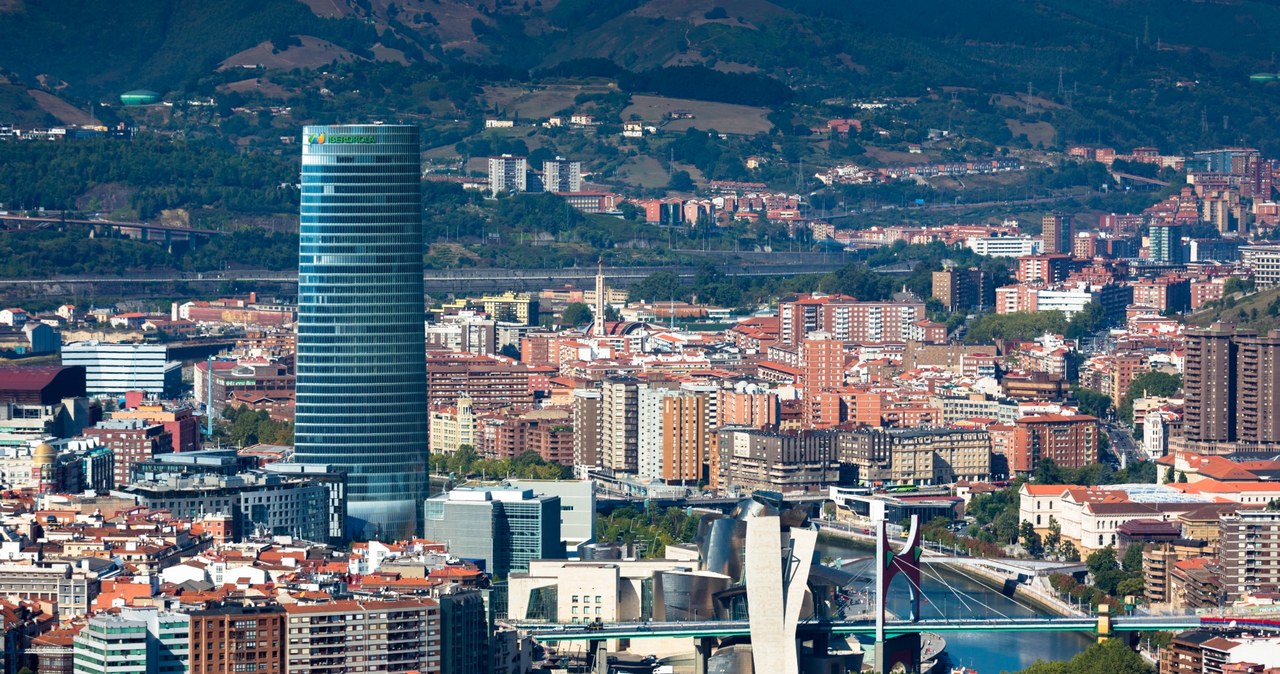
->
[513,616,1204,641]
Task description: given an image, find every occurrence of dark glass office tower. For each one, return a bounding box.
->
[295,124,427,540]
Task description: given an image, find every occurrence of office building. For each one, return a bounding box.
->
[114,470,336,543]
[84,419,173,487]
[188,605,284,674]
[489,154,528,195]
[542,157,582,193]
[422,487,564,577]
[1219,510,1280,602]
[61,342,180,397]
[1042,213,1072,255]
[967,235,1042,257]
[507,479,595,557]
[283,599,441,674]
[73,607,189,674]
[193,360,294,417]
[1149,224,1185,264]
[295,124,428,539]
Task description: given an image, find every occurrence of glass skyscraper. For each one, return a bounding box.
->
[295,124,427,540]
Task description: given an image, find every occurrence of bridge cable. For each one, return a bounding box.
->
[918,563,1018,621]
[923,561,1044,616]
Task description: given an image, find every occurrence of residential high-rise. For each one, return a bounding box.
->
[83,419,173,487]
[438,587,490,674]
[188,605,284,674]
[1218,510,1280,601]
[1042,213,1072,255]
[1183,324,1242,445]
[777,295,924,346]
[601,377,643,474]
[931,267,992,312]
[489,154,528,195]
[542,157,582,193]
[295,124,428,540]
[1149,224,1185,264]
[637,385,681,480]
[661,392,710,484]
[1235,330,1280,446]
[571,389,602,476]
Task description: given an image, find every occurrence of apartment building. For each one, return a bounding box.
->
[713,429,842,493]
[1219,510,1280,602]
[74,608,189,674]
[1183,325,1280,451]
[488,154,527,195]
[283,599,441,674]
[188,605,285,674]
[1011,414,1099,475]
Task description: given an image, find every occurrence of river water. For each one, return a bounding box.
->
[817,537,1093,673]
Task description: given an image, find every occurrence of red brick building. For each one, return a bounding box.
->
[83,419,173,486]
[1011,414,1100,475]
[188,604,285,674]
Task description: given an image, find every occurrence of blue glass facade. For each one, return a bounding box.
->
[295,124,427,540]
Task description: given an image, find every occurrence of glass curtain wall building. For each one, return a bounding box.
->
[296,124,427,540]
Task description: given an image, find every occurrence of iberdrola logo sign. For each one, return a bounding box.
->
[307,132,375,144]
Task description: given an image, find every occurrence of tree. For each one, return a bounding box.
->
[499,344,521,360]
[1122,542,1145,574]
[1164,466,1175,483]
[995,510,1020,544]
[1034,457,1065,484]
[668,170,695,191]
[1074,388,1112,419]
[561,302,593,328]
[1117,576,1145,599]
[1045,516,1062,553]
[1086,545,1125,595]
[1059,540,1081,562]
[1018,637,1154,674]
[1020,520,1044,556]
